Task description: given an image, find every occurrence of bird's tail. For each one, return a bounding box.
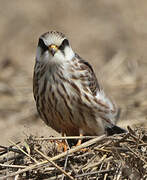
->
[105,125,127,136]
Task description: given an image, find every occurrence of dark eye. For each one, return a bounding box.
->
[59,39,69,51]
[38,38,48,51]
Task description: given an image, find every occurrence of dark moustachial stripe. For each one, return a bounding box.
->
[59,39,69,52]
[38,38,48,52]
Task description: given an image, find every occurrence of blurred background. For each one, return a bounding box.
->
[0,0,147,145]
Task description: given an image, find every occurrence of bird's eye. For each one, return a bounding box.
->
[59,39,69,51]
[38,38,48,52]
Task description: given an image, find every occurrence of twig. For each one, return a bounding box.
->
[94,147,111,153]
[125,145,147,165]
[0,149,21,156]
[61,151,69,180]
[0,144,22,156]
[0,163,26,168]
[1,135,106,179]
[81,154,96,170]
[111,133,130,144]
[34,136,98,141]
[0,154,24,163]
[83,154,107,170]
[113,163,122,180]
[105,147,128,153]
[9,140,38,164]
[128,131,144,144]
[35,148,74,180]
[14,174,19,180]
[104,162,110,180]
[138,143,147,147]
[75,169,115,178]
[48,174,63,180]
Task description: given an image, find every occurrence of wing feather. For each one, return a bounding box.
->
[75,53,100,96]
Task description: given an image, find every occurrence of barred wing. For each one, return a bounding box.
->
[75,54,100,96]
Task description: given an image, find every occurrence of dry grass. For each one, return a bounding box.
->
[0,127,146,179]
[0,1,147,145]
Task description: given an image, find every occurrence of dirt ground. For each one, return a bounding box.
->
[0,0,147,146]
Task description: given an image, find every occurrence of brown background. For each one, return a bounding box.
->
[0,0,147,145]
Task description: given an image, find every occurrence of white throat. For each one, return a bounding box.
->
[50,46,75,65]
[64,46,75,60]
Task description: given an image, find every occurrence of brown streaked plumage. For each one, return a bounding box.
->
[33,31,126,138]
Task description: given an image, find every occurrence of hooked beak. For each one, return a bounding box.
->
[48,44,58,56]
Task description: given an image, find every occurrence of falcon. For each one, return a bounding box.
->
[33,31,126,144]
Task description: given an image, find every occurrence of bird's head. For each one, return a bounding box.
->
[36,31,75,64]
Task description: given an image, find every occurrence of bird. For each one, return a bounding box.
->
[33,31,126,146]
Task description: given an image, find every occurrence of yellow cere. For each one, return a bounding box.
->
[50,44,58,50]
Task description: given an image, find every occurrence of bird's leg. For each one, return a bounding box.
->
[75,130,90,152]
[62,132,69,151]
[57,132,69,152]
[76,129,85,146]
[76,133,83,146]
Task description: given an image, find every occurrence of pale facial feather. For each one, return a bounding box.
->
[36,42,75,64]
